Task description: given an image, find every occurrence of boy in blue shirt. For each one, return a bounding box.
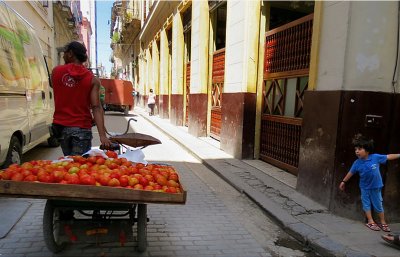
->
[339,135,400,232]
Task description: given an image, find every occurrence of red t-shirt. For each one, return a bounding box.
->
[52,63,94,129]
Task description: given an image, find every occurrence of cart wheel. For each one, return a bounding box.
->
[43,200,67,253]
[137,204,147,252]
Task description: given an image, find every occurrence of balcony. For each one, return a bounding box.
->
[53,1,79,39]
[110,3,141,54]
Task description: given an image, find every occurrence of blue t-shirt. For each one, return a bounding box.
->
[349,154,387,189]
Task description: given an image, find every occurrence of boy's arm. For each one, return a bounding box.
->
[387,154,400,161]
[339,172,353,191]
[341,172,353,183]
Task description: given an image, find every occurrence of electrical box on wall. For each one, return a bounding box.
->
[365,115,383,128]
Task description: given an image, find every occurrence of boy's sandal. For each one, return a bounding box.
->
[382,234,400,248]
[365,223,380,231]
[377,223,391,232]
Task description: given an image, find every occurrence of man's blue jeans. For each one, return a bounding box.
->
[60,127,92,156]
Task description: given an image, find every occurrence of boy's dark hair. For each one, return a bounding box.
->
[352,134,374,153]
[64,41,88,62]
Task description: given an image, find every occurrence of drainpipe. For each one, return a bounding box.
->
[392,1,400,93]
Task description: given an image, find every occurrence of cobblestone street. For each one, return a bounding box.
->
[0,113,312,257]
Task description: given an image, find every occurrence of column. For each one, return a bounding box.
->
[188,0,209,137]
[220,0,261,158]
[159,29,169,118]
[152,40,160,115]
[170,11,184,126]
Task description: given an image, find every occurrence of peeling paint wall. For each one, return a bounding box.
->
[316,1,398,92]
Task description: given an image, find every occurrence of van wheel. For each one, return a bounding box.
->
[3,136,22,168]
[47,136,60,147]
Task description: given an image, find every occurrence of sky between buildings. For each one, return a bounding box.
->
[96,0,113,76]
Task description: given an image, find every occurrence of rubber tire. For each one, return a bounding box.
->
[137,204,147,252]
[47,136,60,147]
[2,136,22,168]
[43,200,67,253]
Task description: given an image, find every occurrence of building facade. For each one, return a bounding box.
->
[12,0,94,68]
[80,0,96,68]
[6,1,55,68]
[112,0,400,221]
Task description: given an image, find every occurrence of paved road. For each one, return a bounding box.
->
[0,112,317,257]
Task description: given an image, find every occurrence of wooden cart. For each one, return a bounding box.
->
[0,180,186,253]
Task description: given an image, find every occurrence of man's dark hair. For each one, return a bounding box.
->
[352,134,374,153]
[64,41,88,62]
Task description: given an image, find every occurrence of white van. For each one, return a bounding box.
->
[0,2,57,168]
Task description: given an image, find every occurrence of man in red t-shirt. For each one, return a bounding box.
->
[51,41,111,156]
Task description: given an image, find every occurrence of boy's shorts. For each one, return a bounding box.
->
[360,188,383,213]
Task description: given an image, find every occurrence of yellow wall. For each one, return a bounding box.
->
[159,29,169,95]
[171,12,184,94]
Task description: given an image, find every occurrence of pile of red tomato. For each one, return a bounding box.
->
[0,152,182,194]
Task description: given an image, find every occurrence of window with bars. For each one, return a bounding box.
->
[263,76,308,118]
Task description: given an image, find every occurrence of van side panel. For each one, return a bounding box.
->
[6,6,52,145]
[0,95,29,162]
[0,2,27,93]
[0,3,54,165]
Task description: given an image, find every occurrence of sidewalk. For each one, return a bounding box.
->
[135,107,400,257]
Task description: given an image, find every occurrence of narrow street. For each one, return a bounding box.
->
[0,112,317,257]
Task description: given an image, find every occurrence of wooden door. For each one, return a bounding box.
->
[185,62,190,126]
[260,14,313,175]
[210,48,225,140]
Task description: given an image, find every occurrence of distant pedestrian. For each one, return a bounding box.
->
[136,91,140,105]
[339,134,400,232]
[147,89,156,116]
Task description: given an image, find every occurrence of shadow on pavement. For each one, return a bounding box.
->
[0,199,31,238]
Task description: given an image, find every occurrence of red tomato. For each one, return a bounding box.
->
[133,184,143,190]
[105,151,118,159]
[87,156,97,164]
[96,157,106,165]
[108,162,118,170]
[80,175,96,185]
[11,173,24,181]
[108,178,120,187]
[128,177,139,186]
[52,170,66,182]
[167,180,179,188]
[138,177,149,187]
[166,187,177,193]
[169,173,179,182]
[156,175,168,186]
[119,175,130,187]
[23,175,37,182]
[98,174,111,186]
[144,185,154,191]
[144,174,155,182]
[64,173,80,184]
